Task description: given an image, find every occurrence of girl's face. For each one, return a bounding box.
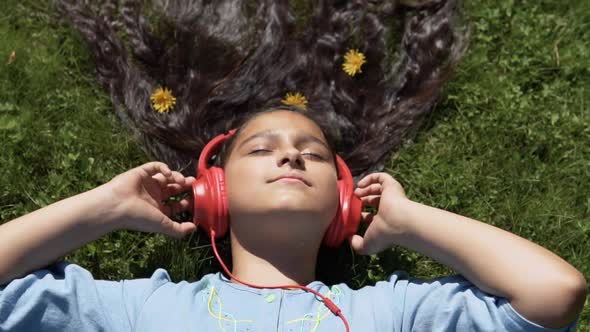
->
[223,110,340,239]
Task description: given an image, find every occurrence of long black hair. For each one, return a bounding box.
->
[54,0,470,180]
[54,0,470,283]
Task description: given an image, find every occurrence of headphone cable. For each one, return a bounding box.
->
[210,229,351,332]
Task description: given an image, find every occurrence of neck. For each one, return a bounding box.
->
[227,229,321,287]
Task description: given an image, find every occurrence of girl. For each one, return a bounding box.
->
[0,108,586,331]
[0,0,586,331]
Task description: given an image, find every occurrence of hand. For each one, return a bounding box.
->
[350,172,411,255]
[104,161,197,239]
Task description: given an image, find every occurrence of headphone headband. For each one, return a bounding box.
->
[198,129,237,172]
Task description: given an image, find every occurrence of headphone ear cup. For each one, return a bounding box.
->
[193,129,236,238]
[192,166,229,238]
[210,166,230,237]
[323,156,362,247]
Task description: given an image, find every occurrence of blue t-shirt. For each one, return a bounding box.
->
[0,262,580,331]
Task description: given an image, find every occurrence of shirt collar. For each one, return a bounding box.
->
[212,272,327,296]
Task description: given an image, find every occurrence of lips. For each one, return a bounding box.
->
[269,173,311,186]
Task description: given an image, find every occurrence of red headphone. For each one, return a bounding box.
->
[192,128,362,247]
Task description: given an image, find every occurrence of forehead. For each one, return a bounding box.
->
[237,110,326,142]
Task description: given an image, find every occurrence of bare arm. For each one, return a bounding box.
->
[391,199,587,328]
[0,185,119,285]
[352,172,587,329]
[0,162,196,286]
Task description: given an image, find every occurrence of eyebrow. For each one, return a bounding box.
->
[237,129,331,152]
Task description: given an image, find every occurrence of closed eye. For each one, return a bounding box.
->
[249,149,326,161]
[249,149,271,154]
[302,153,326,161]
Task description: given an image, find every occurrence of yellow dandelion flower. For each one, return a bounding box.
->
[281,92,308,110]
[342,49,366,77]
[150,87,176,113]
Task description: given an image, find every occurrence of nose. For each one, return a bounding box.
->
[277,147,304,168]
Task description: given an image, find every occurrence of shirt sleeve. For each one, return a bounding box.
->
[0,261,171,332]
[380,271,581,332]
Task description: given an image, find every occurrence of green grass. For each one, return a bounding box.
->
[1,0,588,328]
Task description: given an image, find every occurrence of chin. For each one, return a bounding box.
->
[268,201,318,215]
[268,192,315,208]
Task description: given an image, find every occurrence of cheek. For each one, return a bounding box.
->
[323,176,341,216]
[223,160,266,209]
[308,167,339,219]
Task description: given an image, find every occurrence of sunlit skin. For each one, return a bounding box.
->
[223,110,340,286]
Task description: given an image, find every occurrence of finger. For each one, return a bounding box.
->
[162,198,192,217]
[162,183,183,198]
[179,175,196,190]
[360,211,374,225]
[356,172,381,188]
[349,225,391,255]
[360,195,380,209]
[159,217,197,239]
[170,171,185,184]
[357,172,393,188]
[349,234,365,253]
[151,173,170,188]
[354,183,382,197]
[185,176,196,186]
[155,171,190,188]
[142,162,172,177]
[350,234,379,255]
